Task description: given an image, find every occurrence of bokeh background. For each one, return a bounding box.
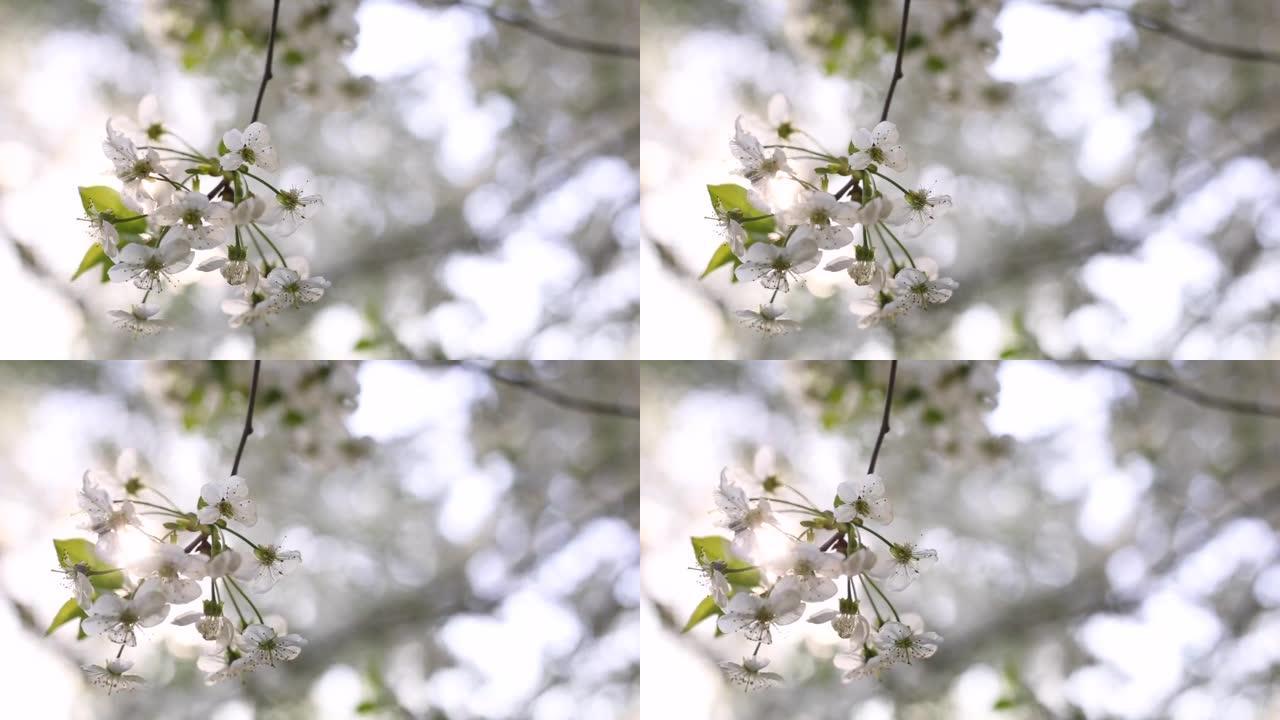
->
[0,0,639,359]
[641,1,1280,358]
[641,361,1280,719]
[0,360,639,719]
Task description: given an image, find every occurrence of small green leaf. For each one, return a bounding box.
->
[355,700,381,714]
[700,242,739,279]
[681,595,722,633]
[78,186,146,234]
[353,337,382,352]
[45,598,86,636]
[993,697,1019,710]
[706,184,774,234]
[690,536,761,587]
[53,538,123,590]
[71,243,111,282]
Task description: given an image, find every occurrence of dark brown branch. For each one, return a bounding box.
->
[835,0,912,201]
[251,0,282,122]
[1097,361,1280,419]
[1044,1,1280,65]
[230,360,264,476]
[879,0,912,123]
[866,359,899,474]
[428,0,638,59]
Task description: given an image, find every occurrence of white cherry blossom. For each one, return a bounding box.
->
[82,659,145,694]
[849,121,907,172]
[873,620,942,665]
[716,577,805,643]
[197,475,258,526]
[106,238,193,291]
[236,623,306,666]
[233,543,302,592]
[734,235,819,292]
[220,122,278,172]
[736,303,801,335]
[834,473,894,524]
[108,304,168,336]
[720,656,784,691]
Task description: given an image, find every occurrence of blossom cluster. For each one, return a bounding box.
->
[53,449,304,692]
[686,447,941,691]
[76,96,329,334]
[150,361,371,468]
[708,94,958,335]
[144,0,372,107]
[784,0,1006,105]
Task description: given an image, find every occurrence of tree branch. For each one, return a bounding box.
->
[251,0,282,122]
[835,0,912,201]
[1096,361,1280,419]
[231,360,264,476]
[1043,1,1280,65]
[427,0,638,59]
[822,360,899,551]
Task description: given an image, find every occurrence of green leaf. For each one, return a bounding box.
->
[700,242,739,279]
[681,595,722,633]
[706,184,774,234]
[993,697,1019,710]
[355,700,382,714]
[691,536,761,587]
[45,598,86,636]
[353,337,382,352]
[78,186,146,234]
[71,243,111,282]
[53,538,123,590]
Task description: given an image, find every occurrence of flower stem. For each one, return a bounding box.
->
[218,524,260,551]
[863,575,900,622]
[243,170,283,197]
[222,578,248,628]
[877,222,916,269]
[226,576,265,624]
[870,169,911,195]
[857,524,895,548]
[249,223,289,268]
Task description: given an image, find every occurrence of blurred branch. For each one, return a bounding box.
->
[1096,361,1280,419]
[424,0,639,59]
[0,225,92,321]
[424,360,640,419]
[642,231,732,315]
[459,361,639,419]
[1042,1,1280,65]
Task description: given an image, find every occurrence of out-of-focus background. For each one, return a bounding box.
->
[640,1,1280,358]
[0,0,638,359]
[641,361,1280,719]
[0,360,639,719]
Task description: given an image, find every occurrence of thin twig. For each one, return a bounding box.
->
[866,359,899,474]
[835,0,912,201]
[1043,1,1280,65]
[1096,361,1280,419]
[251,0,282,122]
[429,0,638,59]
[879,0,912,123]
[822,360,899,551]
[231,360,264,476]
